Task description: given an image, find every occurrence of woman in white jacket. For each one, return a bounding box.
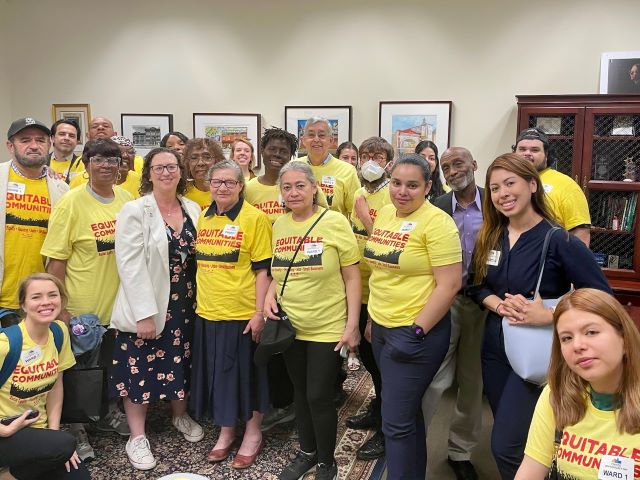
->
[109,147,203,471]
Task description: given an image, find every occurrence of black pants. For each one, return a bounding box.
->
[358,304,382,412]
[267,353,294,408]
[284,339,340,465]
[0,427,90,480]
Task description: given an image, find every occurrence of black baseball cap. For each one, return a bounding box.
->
[7,117,51,139]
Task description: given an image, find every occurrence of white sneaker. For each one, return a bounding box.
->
[72,426,95,462]
[126,435,157,471]
[172,413,204,442]
[97,408,130,436]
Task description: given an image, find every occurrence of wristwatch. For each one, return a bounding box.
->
[411,323,427,339]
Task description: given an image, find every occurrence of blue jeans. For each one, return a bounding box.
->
[372,314,451,480]
[482,314,543,480]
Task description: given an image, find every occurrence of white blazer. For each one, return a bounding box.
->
[110,193,201,335]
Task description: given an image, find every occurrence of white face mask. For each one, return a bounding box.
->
[360,160,386,182]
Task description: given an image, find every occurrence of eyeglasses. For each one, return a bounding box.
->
[90,156,121,166]
[150,163,180,174]
[209,179,239,189]
[189,154,214,163]
[360,153,387,162]
[305,132,329,139]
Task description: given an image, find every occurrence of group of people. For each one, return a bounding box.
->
[0,113,638,480]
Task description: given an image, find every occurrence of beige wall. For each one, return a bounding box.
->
[0,0,12,142]
[3,0,638,180]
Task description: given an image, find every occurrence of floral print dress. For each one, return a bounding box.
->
[110,210,197,403]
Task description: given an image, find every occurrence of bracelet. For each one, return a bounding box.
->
[495,302,505,316]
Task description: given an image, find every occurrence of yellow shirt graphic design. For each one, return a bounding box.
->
[40,186,132,324]
[196,200,272,321]
[525,386,640,479]
[271,209,360,342]
[245,177,329,224]
[49,156,85,182]
[294,156,360,217]
[1,170,51,308]
[365,202,461,327]
[350,185,391,304]
[0,321,75,428]
[184,184,212,211]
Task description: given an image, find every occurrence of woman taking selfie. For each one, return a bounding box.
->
[0,273,90,480]
[470,154,610,479]
[515,288,640,479]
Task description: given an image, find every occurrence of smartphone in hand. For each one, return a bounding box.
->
[1,409,39,426]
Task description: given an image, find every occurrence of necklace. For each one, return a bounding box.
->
[158,202,180,217]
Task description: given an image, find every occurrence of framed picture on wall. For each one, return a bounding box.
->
[379,101,452,157]
[51,103,91,153]
[600,51,640,94]
[193,113,261,167]
[284,106,352,157]
[121,113,173,156]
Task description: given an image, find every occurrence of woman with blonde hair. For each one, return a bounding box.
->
[469,154,610,479]
[516,288,640,479]
[229,138,256,180]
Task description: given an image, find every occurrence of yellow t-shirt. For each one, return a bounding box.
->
[272,209,360,342]
[350,185,392,304]
[133,155,144,173]
[196,200,272,321]
[364,202,461,327]
[184,184,212,211]
[245,177,329,224]
[49,156,85,182]
[69,171,140,199]
[40,186,133,324]
[0,320,75,428]
[540,168,591,231]
[295,156,360,217]
[1,170,51,309]
[525,386,640,479]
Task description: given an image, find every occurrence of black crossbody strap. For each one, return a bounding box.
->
[280,208,329,298]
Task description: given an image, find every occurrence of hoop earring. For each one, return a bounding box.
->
[82,171,89,180]
[115,171,122,184]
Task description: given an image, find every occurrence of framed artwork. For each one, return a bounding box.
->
[600,51,640,94]
[284,106,352,157]
[193,113,262,167]
[121,113,173,156]
[51,103,91,153]
[379,101,452,157]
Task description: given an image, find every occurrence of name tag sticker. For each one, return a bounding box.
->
[399,221,417,233]
[21,346,42,365]
[222,224,240,237]
[598,455,633,480]
[304,242,323,256]
[321,175,336,186]
[487,250,501,266]
[7,182,26,195]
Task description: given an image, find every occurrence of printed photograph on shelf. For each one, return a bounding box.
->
[535,117,562,135]
[284,106,352,157]
[599,51,640,94]
[611,116,635,136]
[121,114,173,156]
[379,101,452,156]
[193,113,261,166]
[51,103,91,153]
[593,155,609,180]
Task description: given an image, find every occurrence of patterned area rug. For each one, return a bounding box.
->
[86,367,385,479]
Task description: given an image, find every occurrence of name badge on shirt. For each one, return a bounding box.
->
[21,346,43,365]
[7,182,26,195]
[399,221,417,233]
[598,455,634,480]
[304,242,323,256]
[321,175,336,186]
[222,224,240,237]
[487,250,501,266]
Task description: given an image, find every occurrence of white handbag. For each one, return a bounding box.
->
[501,226,564,385]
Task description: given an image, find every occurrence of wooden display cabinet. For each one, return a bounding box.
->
[516,95,640,309]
